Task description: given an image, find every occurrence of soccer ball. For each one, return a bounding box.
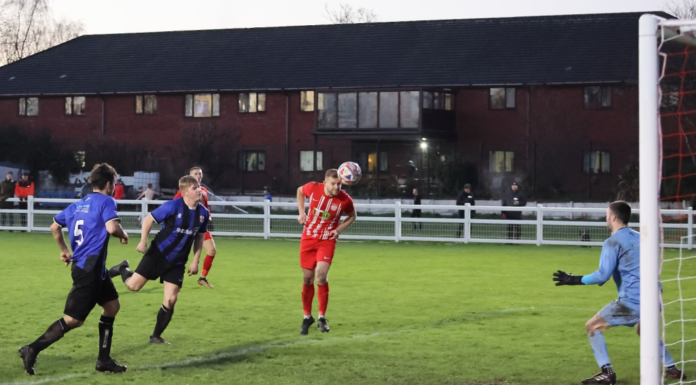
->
[338,161,362,186]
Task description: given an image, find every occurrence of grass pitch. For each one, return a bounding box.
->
[0,232,693,385]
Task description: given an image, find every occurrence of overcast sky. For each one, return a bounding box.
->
[51,0,667,35]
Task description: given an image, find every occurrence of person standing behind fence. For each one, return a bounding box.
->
[1,172,16,229]
[15,172,34,229]
[502,181,527,240]
[456,183,475,238]
[412,188,422,230]
[113,179,124,201]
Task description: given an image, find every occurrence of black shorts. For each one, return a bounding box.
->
[64,264,119,321]
[135,243,185,288]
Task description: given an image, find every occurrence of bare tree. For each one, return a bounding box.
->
[0,0,84,65]
[324,3,378,24]
[664,0,696,19]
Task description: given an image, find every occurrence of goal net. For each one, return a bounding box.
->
[642,14,696,385]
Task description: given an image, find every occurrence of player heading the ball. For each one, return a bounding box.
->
[296,168,357,335]
[553,201,685,384]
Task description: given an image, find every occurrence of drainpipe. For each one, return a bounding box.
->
[285,92,289,194]
[101,97,105,141]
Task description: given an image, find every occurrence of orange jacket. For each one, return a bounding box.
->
[15,180,34,199]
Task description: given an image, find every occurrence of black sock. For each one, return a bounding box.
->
[152,305,174,338]
[602,364,614,374]
[119,265,134,283]
[29,318,72,352]
[98,315,115,361]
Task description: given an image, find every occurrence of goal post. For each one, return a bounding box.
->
[640,14,696,384]
[639,13,662,385]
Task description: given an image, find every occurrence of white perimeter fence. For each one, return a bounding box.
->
[1,197,695,249]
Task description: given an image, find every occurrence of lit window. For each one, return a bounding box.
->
[584,86,611,109]
[300,151,323,171]
[489,151,514,173]
[65,96,85,115]
[135,95,157,114]
[301,91,315,112]
[490,88,515,109]
[19,97,38,116]
[184,94,220,117]
[239,92,266,113]
[583,151,610,173]
[358,151,388,172]
[239,151,266,172]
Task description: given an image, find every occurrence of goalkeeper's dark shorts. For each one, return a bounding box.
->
[599,298,640,327]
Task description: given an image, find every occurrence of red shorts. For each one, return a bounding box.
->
[299,238,336,269]
[204,232,213,241]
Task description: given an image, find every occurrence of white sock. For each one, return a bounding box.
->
[304,315,312,319]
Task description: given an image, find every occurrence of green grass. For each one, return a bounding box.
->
[0,232,694,384]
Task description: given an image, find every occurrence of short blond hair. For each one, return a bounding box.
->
[325,169,339,180]
[179,175,199,192]
[190,166,202,173]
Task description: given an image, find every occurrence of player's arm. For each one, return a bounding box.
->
[136,214,155,253]
[329,210,357,240]
[50,222,72,267]
[106,219,128,245]
[297,186,307,224]
[188,232,205,276]
[580,243,619,286]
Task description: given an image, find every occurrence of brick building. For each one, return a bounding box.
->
[0,12,662,199]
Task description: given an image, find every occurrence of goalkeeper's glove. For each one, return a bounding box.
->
[553,270,584,286]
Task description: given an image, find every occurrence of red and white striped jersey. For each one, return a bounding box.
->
[301,182,354,240]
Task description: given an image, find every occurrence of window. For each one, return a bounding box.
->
[338,93,357,129]
[584,86,611,108]
[399,91,420,128]
[239,92,266,113]
[65,96,85,115]
[490,88,515,109]
[184,93,220,117]
[358,92,378,128]
[379,92,398,128]
[358,151,388,172]
[300,151,323,171]
[301,91,315,111]
[74,151,85,168]
[135,95,157,114]
[239,151,266,172]
[583,151,610,173]
[318,93,337,128]
[18,97,38,116]
[489,151,514,173]
[423,91,454,110]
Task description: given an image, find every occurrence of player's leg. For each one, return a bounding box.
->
[299,239,317,335]
[635,323,687,379]
[582,312,616,384]
[150,281,180,343]
[198,234,216,289]
[315,240,335,333]
[94,277,126,373]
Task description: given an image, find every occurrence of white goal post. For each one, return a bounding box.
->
[640,14,696,385]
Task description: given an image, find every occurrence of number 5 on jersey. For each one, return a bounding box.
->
[74,219,84,246]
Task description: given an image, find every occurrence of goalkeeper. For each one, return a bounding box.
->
[553,201,684,385]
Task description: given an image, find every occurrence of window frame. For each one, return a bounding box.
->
[583,150,611,174]
[488,150,515,173]
[65,96,86,116]
[239,150,267,172]
[18,97,39,116]
[239,92,266,113]
[184,93,220,118]
[135,94,157,115]
[583,86,612,109]
[299,150,323,172]
[489,88,515,110]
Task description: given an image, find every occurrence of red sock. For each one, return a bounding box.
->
[302,284,315,316]
[318,283,329,317]
[201,254,214,277]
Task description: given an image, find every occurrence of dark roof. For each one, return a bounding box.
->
[0,12,669,96]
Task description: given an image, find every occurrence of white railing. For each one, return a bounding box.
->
[1,197,694,249]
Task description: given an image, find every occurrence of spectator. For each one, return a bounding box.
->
[113,179,125,200]
[1,171,16,229]
[412,188,422,230]
[456,183,475,238]
[263,186,272,202]
[502,181,527,240]
[136,183,158,200]
[80,178,92,198]
[15,172,34,228]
